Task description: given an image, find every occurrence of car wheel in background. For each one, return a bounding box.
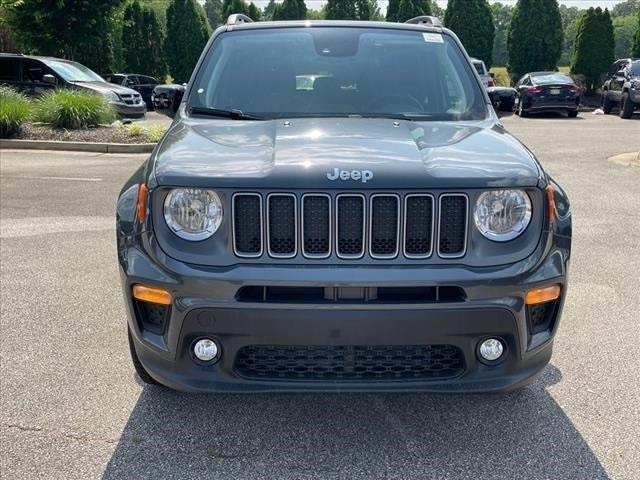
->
[568,110,578,118]
[128,328,160,385]
[619,92,633,119]
[601,91,614,114]
[518,99,528,117]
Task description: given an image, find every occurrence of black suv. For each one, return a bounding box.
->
[0,53,146,119]
[602,58,640,119]
[103,73,159,109]
[118,15,572,393]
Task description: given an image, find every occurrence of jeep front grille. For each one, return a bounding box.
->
[233,192,468,260]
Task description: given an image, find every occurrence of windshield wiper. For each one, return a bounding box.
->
[189,107,265,120]
[359,113,435,121]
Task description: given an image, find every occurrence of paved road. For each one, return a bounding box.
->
[1,113,639,479]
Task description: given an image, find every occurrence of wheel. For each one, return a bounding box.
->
[128,327,160,385]
[619,92,634,119]
[568,110,578,118]
[601,91,613,114]
[518,98,528,117]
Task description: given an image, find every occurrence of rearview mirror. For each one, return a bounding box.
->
[42,74,56,85]
[152,84,185,118]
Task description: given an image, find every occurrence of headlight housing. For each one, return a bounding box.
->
[164,188,223,241]
[473,189,532,242]
[103,91,120,102]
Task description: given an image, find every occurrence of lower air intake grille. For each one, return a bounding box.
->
[439,195,468,256]
[234,344,465,381]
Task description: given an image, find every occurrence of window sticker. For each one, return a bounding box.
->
[422,33,444,43]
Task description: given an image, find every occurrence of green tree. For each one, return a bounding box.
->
[123,1,145,72]
[6,0,124,72]
[165,0,211,83]
[571,8,615,93]
[613,14,639,58]
[632,11,640,57]
[491,2,513,67]
[558,5,582,66]
[263,0,277,20]
[325,0,357,20]
[508,0,563,80]
[445,0,494,67]
[204,0,224,28]
[386,0,400,22]
[222,0,250,18]
[248,2,261,20]
[611,0,640,17]
[386,0,430,22]
[272,0,306,20]
[141,8,168,78]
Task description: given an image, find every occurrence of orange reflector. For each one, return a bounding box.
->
[132,285,172,305]
[136,183,148,223]
[546,185,557,224]
[525,284,561,305]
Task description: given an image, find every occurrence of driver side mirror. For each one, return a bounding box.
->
[42,74,56,85]
[152,84,185,118]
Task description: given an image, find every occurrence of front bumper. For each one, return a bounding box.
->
[111,101,146,119]
[119,226,571,393]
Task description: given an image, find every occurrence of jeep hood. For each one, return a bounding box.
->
[152,117,542,189]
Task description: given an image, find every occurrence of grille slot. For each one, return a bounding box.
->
[233,194,263,257]
[302,194,331,258]
[234,344,465,381]
[438,194,468,257]
[404,194,434,258]
[369,195,400,258]
[267,194,297,258]
[336,195,365,259]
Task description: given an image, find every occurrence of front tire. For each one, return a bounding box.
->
[568,110,578,118]
[602,91,614,114]
[128,328,160,385]
[619,92,634,119]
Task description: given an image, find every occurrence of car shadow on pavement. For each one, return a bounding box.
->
[102,365,610,480]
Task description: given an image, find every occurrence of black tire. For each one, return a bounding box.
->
[518,100,528,117]
[128,328,160,385]
[568,110,578,118]
[601,91,614,114]
[619,92,634,119]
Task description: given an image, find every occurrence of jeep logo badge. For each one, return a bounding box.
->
[327,168,374,183]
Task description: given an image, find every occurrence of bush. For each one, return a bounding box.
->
[0,86,32,138]
[146,124,168,142]
[34,90,116,129]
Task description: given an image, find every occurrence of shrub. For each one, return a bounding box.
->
[127,123,145,137]
[146,124,168,142]
[0,86,32,138]
[34,90,116,129]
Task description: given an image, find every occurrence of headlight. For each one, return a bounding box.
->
[164,188,223,241]
[104,91,120,102]
[473,190,532,241]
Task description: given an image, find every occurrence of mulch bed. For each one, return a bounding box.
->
[13,124,154,144]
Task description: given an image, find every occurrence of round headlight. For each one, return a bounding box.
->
[164,188,223,241]
[474,189,532,242]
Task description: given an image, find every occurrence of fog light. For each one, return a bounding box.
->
[479,338,504,362]
[193,338,219,362]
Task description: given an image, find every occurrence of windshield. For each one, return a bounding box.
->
[43,59,104,82]
[190,27,487,121]
[532,73,574,85]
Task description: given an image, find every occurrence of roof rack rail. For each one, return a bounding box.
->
[405,16,442,27]
[226,14,253,25]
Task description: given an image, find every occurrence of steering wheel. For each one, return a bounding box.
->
[364,93,424,114]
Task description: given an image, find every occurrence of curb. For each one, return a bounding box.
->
[0,139,156,154]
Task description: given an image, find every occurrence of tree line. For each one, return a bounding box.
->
[1,0,639,89]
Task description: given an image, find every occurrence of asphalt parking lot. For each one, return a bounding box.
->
[1,112,639,479]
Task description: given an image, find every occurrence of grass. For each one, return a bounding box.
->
[490,66,571,86]
[34,90,116,129]
[0,86,32,138]
[122,122,168,143]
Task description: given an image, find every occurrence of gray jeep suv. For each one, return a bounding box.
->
[117,16,572,393]
[601,58,640,119]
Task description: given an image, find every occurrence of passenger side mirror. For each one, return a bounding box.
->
[152,84,185,118]
[42,74,56,85]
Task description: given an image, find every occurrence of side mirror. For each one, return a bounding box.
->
[42,74,56,85]
[152,84,185,118]
[616,70,626,77]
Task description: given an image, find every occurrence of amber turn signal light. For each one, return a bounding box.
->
[546,185,557,224]
[525,284,561,305]
[136,183,148,223]
[132,284,172,305]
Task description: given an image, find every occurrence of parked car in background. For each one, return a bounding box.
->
[470,58,493,88]
[514,72,580,118]
[601,58,640,119]
[487,86,516,112]
[103,73,159,109]
[0,53,146,119]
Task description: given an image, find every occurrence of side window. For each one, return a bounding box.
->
[0,58,20,82]
[22,59,55,84]
[125,76,139,87]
